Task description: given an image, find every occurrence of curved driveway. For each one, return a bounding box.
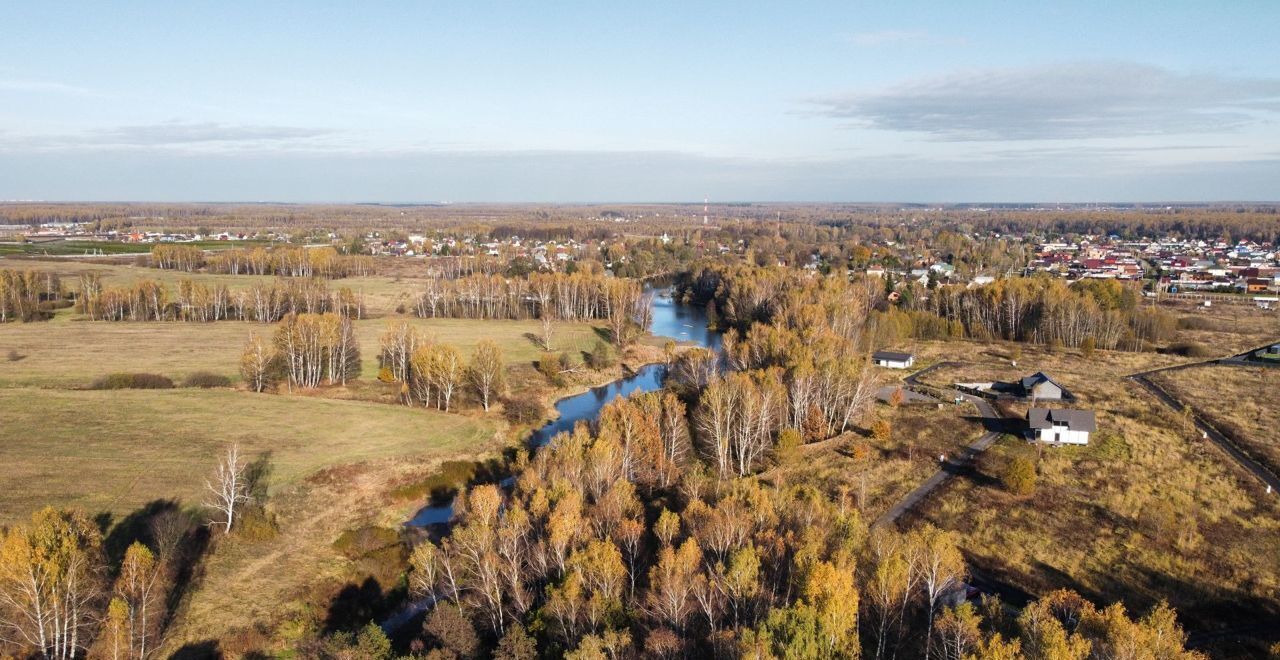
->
[874,363,1004,528]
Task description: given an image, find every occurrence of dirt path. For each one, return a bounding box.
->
[873,364,1003,528]
[1128,372,1280,492]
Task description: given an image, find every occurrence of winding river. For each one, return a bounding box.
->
[407,287,716,527]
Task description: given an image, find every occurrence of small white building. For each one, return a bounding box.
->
[1027,408,1095,445]
[872,350,916,369]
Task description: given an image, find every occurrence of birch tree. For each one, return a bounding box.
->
[468,340,506,412]
[204,443,249,534]
[239,333,276,393]
[0,507,104,660]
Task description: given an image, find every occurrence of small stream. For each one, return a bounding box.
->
[407,286,716,527]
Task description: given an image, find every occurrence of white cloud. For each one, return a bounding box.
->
[0,121,337,152]
[810,61,1280,140]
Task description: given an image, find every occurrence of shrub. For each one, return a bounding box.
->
[38,299,73,311]
[1001,456,1037,496]
[1164,341,1214,358]
[183,371,232,388]
[90,372,175,390]
[1176,315,1219,331]
[503,394,546,425]
[774,428,802,466]
[425,603,480,659]
[1080,336,1097,358]
[870,419,892,441]
[589,340,616,369]
[538,351,566,387]
[5,349,21,362]
[235,506,279,542]
[496,623,538,660]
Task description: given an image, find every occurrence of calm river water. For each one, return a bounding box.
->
[407,287,716,527]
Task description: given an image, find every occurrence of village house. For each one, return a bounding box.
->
[872,350,915,369]
[1027,408,1096,445]
[1017,372,1071,400]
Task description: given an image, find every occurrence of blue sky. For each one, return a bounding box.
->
[2,1,1278,202]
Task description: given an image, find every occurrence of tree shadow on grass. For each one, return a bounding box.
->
[244,450,274,502]
[522,331,550,350]
[95,499,214,643]
[170,639,222,659]
[961,413,1022,435]
[98,499,183,568]
[324,576,404,635]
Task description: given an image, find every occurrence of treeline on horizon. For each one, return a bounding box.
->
[3,202,1278,244]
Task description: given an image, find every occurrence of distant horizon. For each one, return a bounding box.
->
[4,199,1280,207]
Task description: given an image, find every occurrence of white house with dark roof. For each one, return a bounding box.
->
[872,350,915,369]
[1027,408,1096,445]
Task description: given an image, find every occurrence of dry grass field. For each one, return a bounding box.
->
[0,387,499,524]
[159,452,495,655]
[1163,299,1280,355]
[1152,363,1280,476]
[0,316,608,388]
[897,339,1280,637]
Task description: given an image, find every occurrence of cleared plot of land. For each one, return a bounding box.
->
[1166,302,1280,355]
[0,317,606,387]
[767,403,985,520]
[1152,364,1280,476]
[0,387,497,524]
[900,340,1280,631]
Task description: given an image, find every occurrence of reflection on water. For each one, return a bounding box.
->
[648,289,722,352]
[527,364,667,446]
[408,503,454,527]
[408,287,715,527]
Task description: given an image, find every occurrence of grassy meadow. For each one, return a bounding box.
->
[0,387,499,524]
[0,315,608,388]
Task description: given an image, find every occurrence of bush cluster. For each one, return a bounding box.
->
[503,394,547,425]
[1164,341,1214,358]
[182,371,233,388]
[89,372,175,390]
